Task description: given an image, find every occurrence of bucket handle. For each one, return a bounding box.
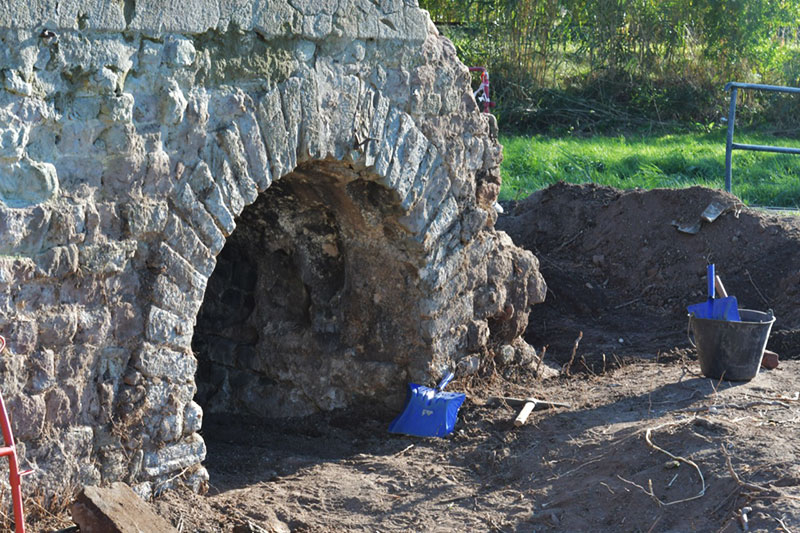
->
[436,371,455,392]
[687,315,696,348]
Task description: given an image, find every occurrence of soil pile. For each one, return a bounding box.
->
[497,182,800,365]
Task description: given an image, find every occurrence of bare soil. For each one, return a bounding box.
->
[37,184,800,532]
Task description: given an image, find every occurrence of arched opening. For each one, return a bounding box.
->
[192,161,422,421]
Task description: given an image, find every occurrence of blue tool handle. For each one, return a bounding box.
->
[437,371,455,391]
[707,264,715,299]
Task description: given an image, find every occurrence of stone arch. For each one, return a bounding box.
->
[0,2,546,499]
[126,72,481,490]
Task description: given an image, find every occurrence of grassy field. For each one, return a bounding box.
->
[500,131,800,207]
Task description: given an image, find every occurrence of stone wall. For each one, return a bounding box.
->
[0,0,545,499]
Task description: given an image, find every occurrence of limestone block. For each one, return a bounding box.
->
[183,400,203,434]
[152,274,203,319]
[164,36,196,67]
[401,144,440,212]
[353,87,377,149]
[294,39,316,63]
[383,121,428,201]
[78,241,137,275]
[72,482,178,533]
[364,94,390,167]
[0,316,37,355]
[188,162,236,236]
[235,107,271,191]
[121,200,169,237]
[98,346,132,383]
[155,243,208,294]
[7,393,46,440]
[298,75,329,162]
[279,78,301,173]
[99,94,135,124]
[44,387,71,426]
[162,214,216,277]
[37,304,79,347]
[186,466,209,494]
[129,1,222,33]
[253,1,300,39]
[0,157,59,208]
[142,433,206,478]
[301,14,333,39]
[34,244,80,278]
[216,125,259,204]
[145,306,194,350]
[57,33,137,80]
[256,88,292,181]
[208,147,246,216]
[74,307,112,345]
[322,72,362,160]
[173,183,225,255]
[159,80,188,126]
[27,348,56,392]
[157,409,184,443]
[0,114,28,163]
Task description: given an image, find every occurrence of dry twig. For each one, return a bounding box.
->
[562,331,583,377]
[643,423,706,505]
[393,444,415,457]
[552,230,583,253]
[775,515,794,532]
[535,345,547,380]
[680,400,791,413]
[744,269,769,306]
[721,444,800,502]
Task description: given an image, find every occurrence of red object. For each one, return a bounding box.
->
[0,335,28,533]
[469,67,496,113]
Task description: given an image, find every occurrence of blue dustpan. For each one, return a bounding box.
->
[687,264,740,321]
[388,372,465,438]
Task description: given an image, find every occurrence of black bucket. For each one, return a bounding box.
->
[688,309,776,381]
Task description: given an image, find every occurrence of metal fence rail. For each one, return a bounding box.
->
[724,81,800,193]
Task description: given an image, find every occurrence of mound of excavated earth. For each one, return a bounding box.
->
[497,182,800,365]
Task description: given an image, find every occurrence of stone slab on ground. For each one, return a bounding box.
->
[71,482,178,533]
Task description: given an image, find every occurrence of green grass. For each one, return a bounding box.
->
[500,131,800,208]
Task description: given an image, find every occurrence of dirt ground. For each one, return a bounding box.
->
[36,184,800,532]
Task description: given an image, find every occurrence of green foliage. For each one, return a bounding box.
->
[424,0,800,131]
[500,131,800,207]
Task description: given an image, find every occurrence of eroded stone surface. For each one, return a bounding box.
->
[71,482,178,533]
[0,0,545,500]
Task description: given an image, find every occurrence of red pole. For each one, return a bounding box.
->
[0,336,25,533]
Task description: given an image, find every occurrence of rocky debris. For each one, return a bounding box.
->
[71,482,178,533]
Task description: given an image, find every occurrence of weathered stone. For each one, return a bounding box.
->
[216,125,259,204]
[145,307,194,350]
[256,89,292,181]
[189,162,236,236]
[79,241,137,275]
[173,183,226,255]
[133,343,197,382]
[7,393,46,440]
[71,482,178,533]
[0,157,58,207]
[143,434,206,478]
[183,401,203,435]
